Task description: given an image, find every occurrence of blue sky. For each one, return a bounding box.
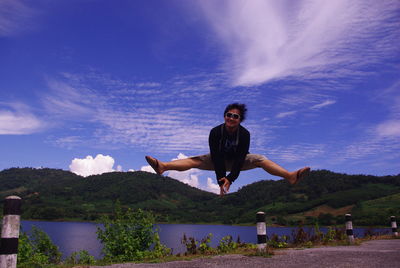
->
[1,0,399,194]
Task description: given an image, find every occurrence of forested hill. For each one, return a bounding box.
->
[0,168,399,226]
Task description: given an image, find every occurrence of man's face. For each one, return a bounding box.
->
[224,108,241,129]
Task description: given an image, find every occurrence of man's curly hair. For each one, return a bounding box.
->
[224,103,247,122]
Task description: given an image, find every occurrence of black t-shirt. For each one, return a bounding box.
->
[208,124,250,185]
[223,131,239,156]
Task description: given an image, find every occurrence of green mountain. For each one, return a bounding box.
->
[0,168,399,226]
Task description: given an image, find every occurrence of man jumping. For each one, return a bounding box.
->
[146,103,310,196]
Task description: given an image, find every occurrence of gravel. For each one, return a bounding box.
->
[88,239,400,268]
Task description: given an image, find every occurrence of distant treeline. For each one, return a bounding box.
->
[0,168,399,226]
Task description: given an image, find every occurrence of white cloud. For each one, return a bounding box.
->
[376,120,400,137]
[0,103,45,134]
[276,111,297,119]
[140,165,156,174]
[69,154,118,177]
[165,153,200,188]
[0,110,44,135]
[205,177,220,194]
[311,100,336,109]
[170,172,200,188]
[198,0,400,86]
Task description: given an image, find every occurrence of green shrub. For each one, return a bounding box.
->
[217,235,238,252]
[291,227,310,245]
[199,233,214,254]
[322,227,346,244]
[150,232,172,258]
[18,226,61,267]
[267,234,289,248]
[96,201,169,261]
[323,227,336,243]
[181,233,215,255]
[66,250,96,265]
[30,226,61,263]
[17,232,34,264]
[310,222,324,243]
[181,233,198,255]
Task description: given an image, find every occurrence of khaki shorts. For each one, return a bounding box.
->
[190,153,268,171]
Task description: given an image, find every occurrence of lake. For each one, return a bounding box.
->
[21,221,390,259]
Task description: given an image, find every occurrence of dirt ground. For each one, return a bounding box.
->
[88,239,400,268]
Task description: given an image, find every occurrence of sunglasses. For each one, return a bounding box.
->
[225,112,241,120]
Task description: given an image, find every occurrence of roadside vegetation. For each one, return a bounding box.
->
[16,204,398,267]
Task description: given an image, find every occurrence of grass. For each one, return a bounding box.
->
[361,193,400,210]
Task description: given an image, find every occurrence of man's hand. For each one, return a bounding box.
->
[218,177,231,196]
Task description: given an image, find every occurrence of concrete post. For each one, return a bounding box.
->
[345,214,354,244]
[256,211,267,252]
[390,216,398,237]
[0,196,22,268]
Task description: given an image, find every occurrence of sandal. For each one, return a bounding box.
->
[145,156,162,175]
[294,167,310,184]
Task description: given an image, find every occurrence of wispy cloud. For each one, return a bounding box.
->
[321,79,400,172]
[274,97,335,119]
[44,78,97,119]
[41,72,223,153]
[50,136,85,149]
[341,134,400,161]
[0,102,45,135]
[0,0,36,36]
[267,143,326,163]
[373,79,400,119]
[311,100,336,109]
[198,0,400,86]
[276,111,297,119]
[38,70,346,165]
[376,120,400,137]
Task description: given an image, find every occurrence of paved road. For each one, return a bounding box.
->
[89,239,400,268]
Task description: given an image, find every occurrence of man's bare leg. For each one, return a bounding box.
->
[257,159,310,184]
[145,155,202,175]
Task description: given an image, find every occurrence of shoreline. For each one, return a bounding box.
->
[21,218,393,229]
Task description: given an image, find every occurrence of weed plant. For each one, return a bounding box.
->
[268,234,289,248]
[218,235,238,252]
[180,233,259,257]
[265,224,351,249]
[18,226,62,267]
[65,250,95,265]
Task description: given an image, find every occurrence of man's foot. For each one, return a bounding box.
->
[145,156,163,175]
[288,167,310,185]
